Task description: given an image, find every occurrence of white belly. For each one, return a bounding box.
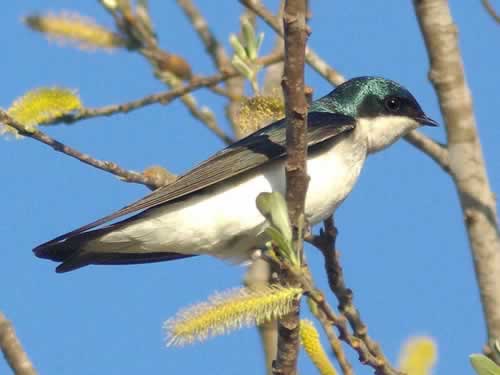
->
[98,139,366,259]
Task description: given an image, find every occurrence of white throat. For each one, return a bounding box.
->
[357,116,420,154]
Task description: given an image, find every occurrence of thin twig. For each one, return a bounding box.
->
[103,2,231,143]
[259,248,402,375]
[304,288,398,375]
[177,0,229,68]
[157,69,232,144]
[306,217,401,375]
[0,110,158,188]
[262,255,397,375]
[176,0,248,138]
[482,0,500,23]
[3,52,283,189]
[303,267,353,375]
[313,308,354,375]
[45,52,283,130]
[0,311,37,375]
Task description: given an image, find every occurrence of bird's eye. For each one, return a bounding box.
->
[384,97,401,112]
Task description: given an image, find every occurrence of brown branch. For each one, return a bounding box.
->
[3,52,284,193]
[101,2,234,144]
[482,0,500,23]
[0,311,37,375]
[283,0,310,273]
[260,253,398,375]
[303,268,353,375]
[305,288,398,375]
[273,1,309,375]
[156,69,232,143]
[313,308,353,375]
[176,0,247,138]
[414,0,500,362]
[45,52,283,131]
[177,0,229,70]
[314,310,354,375]
[307,218,401,375]
[0,110,159,188]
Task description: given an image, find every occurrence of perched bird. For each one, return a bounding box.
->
[34,77,437,273]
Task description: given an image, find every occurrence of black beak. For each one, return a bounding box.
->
[416,114,439,127]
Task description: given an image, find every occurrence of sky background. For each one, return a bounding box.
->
[1,1,499,374]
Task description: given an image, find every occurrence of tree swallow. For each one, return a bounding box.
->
[34,77,438,273]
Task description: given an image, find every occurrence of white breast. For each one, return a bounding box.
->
[97,135,367,259]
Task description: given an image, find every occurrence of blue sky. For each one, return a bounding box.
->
[1,1,499,374]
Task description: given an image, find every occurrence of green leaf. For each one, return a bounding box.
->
[264,227,293,259]
[232,55,254,81]
[241,18,256,59]
[255,32,264,57]
[256,192,292,242]
[470,354,500,375]
[229,34,247,60]
[256,192,298,265]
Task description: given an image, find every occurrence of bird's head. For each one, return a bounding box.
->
[313,76,438,153]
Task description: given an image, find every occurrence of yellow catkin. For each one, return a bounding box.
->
[237,95,285,136]
[398,336,438,375]
[164,286,302,346]
[300,320,337,375]
[3,87,82,135]
[24,12,125,50]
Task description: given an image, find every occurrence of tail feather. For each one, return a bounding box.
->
[33,226,196,273]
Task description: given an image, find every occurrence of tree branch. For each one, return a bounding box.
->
[44,51,283,145]
[0,311,37,375]
[273,1,309,375]
[303,267,353,375]
[481,0,500,23]
[312,308,353,375]
[414,0,500,361]
[101,2,233,144]
[176,0,248,137]
[177,0,229,68]
[0,110,159,188]
[2,52,283,191]
[263,255,399,375]
[307,218,401,375]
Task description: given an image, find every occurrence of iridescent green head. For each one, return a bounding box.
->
[312,76,437,153]
[313,76,438,126]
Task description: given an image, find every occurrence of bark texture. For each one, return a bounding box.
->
[273,1,309,374]
[414,0,500,358]
[0,312,37,375]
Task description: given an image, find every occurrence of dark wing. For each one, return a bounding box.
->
[40,112,355,245]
